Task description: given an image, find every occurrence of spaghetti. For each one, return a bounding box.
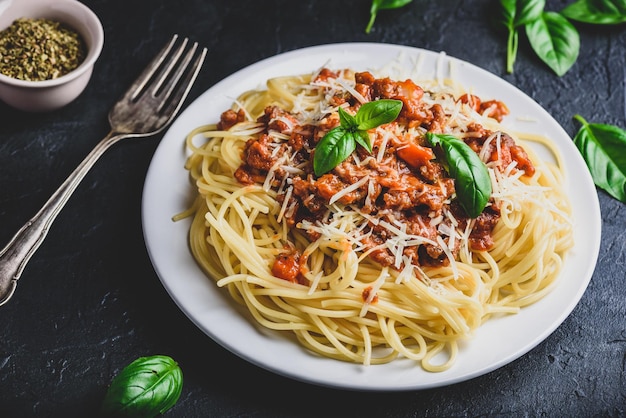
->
[176,66,574,372]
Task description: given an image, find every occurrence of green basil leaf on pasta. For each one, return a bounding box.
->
[355,99,403,131]
[314,127,355,176]
[338,106,358,130]
[525,11,580,76]
[562,0,626,24]
[313,100,402,175]
[426,133,492,218]
[573,114,626,202]
[354,130,373,153]
[100,355,183,418]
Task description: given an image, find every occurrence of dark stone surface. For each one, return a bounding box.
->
[0,0,624,416]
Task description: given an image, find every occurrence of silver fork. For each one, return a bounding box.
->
[0,34,207,306]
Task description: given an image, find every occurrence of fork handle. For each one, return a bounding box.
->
[0,131,127,306]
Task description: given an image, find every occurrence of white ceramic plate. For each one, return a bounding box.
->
[141,43,601,391]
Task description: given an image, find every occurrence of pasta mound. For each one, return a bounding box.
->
[177,67,574,372]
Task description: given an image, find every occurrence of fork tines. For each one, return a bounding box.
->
[127,34,207,114]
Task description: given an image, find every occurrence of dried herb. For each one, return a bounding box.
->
[0,18,86,81]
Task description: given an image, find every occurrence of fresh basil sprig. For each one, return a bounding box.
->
[572,114,626,202]
[500,0,580,76]
[562,0,626,24]
[500,0,625,76]
[313,99,402,176]
[526,11,580,76]
[101,355,183,418]
[426,133,492,218]
[500,0,545,73]
[365,0,413,34]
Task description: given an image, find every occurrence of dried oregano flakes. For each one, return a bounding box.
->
[0,18,86,81]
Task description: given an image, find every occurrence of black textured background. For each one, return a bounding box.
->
[1,1,625,416]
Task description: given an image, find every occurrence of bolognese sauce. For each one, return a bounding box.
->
[227,69,535,276]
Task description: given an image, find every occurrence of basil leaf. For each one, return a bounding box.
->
[500,0,545,73]
[354,130,373,153]
[503,19,520,74]
[313,127,355,176]
[426,133,492,218]
[365,0,413,34]
[313,100,402,175]
[338,106,357,130]
[573,114,626,202]
[562,0,626,24]
[500,0,517,27]
[101,355,183,418]
[500,0,545,26]
[355,99,403,131]
[525,11,580,76]
[375,0,414,10]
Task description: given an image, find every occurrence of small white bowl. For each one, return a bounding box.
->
[0,0,104,112]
